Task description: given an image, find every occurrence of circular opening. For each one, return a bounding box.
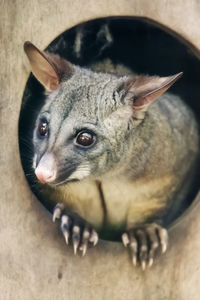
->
[19,17,200,241]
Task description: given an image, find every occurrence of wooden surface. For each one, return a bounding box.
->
[1,1,200,299]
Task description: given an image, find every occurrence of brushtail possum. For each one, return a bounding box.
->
[23,41,199,269]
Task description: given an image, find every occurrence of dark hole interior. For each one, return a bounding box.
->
[19,17,200,240]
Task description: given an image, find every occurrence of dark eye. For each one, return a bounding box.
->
[38,119,48,137]
[76,131,95,147]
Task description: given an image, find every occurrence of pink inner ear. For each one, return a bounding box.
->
[24,41,73,92]
[32,54,60,91]
[133,87,169,110]
[132,72,183,111]
[45,77,59,91]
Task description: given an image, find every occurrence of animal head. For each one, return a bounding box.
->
[24,41,182,185]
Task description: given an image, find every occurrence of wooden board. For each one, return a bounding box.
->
[0,1,200,299]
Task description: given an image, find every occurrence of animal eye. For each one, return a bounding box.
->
[76,131,95,147]
[38,119,48,136]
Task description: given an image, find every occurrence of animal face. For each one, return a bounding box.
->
[24,41,182,185]
[32,68,133,185]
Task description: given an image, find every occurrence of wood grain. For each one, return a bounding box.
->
[0,1,200,299]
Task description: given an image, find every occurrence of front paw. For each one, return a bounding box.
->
[122,223,168,270]
[52,203,99,256]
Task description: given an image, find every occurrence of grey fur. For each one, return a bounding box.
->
[34,65,198,183]
[25,44,199,239]
[33,66,134,181]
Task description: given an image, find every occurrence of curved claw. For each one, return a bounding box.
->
[60,215,71,245]
[122,233,130,247]
[122,223,168,269]
[79,229,90,256]
[158,227,168,253]
[52,203,64,222]
[141,261,146,271]
[79,244,87,256]
[148,258,154,267]
[89,230,99,246]
[52,204,99,256]
[72,225,82,255]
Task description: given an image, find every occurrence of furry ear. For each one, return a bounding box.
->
[123,72,183,119]
[24,41,73,92]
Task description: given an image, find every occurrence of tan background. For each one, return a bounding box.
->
[1,1,200,299]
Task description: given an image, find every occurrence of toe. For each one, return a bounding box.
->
[60,215,72,244]
[89,229,99,246]
[122,233,130,247]
[79,228,90,256]
[72,225,81,255]
[129,232,138,266]
[157,226,168,253]
[146,226,160,267]
[136,229,148,270]
[52,203,64,222]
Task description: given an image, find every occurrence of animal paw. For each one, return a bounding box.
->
[122,223,168,270]
[52,203,99,256]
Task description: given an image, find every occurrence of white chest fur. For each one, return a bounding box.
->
[101,175,173,229]
[55,174,174,230]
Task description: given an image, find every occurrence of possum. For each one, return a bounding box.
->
[22,40,199,270]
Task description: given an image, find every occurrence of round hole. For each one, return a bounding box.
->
[19,17,200,241]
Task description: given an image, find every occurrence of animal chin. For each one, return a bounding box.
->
[38,166,77,186]
[51,178,79,186]
[66,163,91,181]
[47,167,91,186]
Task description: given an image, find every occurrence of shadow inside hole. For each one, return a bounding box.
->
[19,17,200,241]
